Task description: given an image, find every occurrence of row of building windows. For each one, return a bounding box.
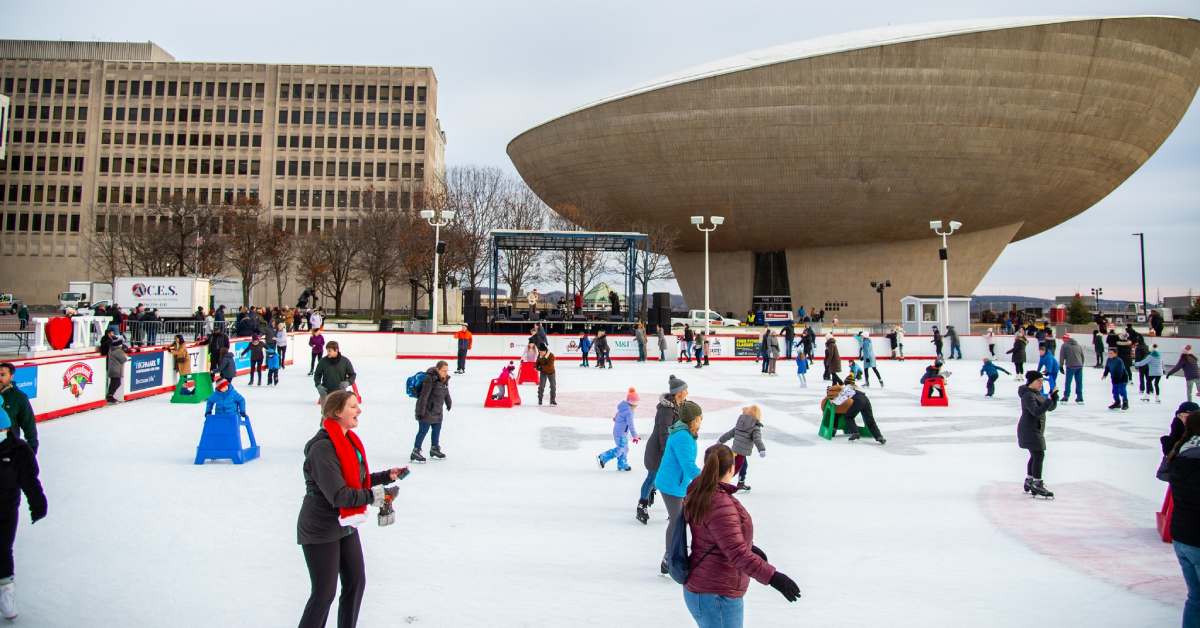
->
[276,109,425,128]
[99,157,260,177]
[273,159,422,180]
[100,131,263,148]
[273,188,411,210]
[105,79,266,100]
[278,82,426,104]
[96,186,260,207]
[102,106,263,125]
[1,184,84,205]
[6,104,89,122]
[1,77,90,96]
[277,134,424,151]
[0,154,86,174]
[7,129,87,146]
[0,212,82,234]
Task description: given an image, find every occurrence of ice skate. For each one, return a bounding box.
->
[848,433,861,441]
[647,489,656,507]
[875,437,887,445]
[1107,402,1120,410]
[619,465,632,472]
[1156,396,1162,404]
[0,580,15,620]
[1029,480,1055,499]
[410,448,427,463]
[660,559,669,576]
[736,481,751,492]
[429,446,446,460]
[1122,400,1129,410]
[636,501,649,525]
[1023,477,1033,494]
[597,455,607,469]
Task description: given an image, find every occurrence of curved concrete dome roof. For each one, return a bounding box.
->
[508,16,1200,253]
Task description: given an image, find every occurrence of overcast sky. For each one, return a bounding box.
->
[6,1,1197,302]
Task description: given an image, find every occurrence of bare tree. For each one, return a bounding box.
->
[220,199,272,307]
[631,221,678,320]
[262,225,294,308]
[302,226,360,316]
[84,211,137,284]
[439,165,515,289]
[294,236,330,308]
[147,193,223,276]
[498,185,546,303]
[354,206,407,321]
[545,203,609,299]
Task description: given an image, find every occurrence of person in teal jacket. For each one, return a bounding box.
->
[980,357,1011,397]
[654,400,703,575]
[1037,345,1061,393]
[205,377,247,417]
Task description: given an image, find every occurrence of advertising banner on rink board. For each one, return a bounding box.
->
[129,352,165,393]
[13,366,37,400]
[26,355,107,419]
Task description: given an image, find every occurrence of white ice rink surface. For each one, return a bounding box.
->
[18,356,1188,626]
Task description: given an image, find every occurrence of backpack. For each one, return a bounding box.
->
[405,371,427,399]
[666,510,716,585]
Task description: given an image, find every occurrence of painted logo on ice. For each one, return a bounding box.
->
[62,362,94,398]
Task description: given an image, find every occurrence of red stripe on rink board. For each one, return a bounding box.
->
[35,400,107,422]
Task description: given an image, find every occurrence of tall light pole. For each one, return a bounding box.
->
[870,280,891,326]
[1132,232,1147,319]
[419,208,456,332]
[690,215,724,336]
[929,220,962,333]
[1090,287,1104,316]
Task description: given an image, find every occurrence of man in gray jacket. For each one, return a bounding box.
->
[637,375,687,527]
[1059,333,1086,404]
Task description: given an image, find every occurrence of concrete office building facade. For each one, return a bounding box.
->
[508,16,1200,322]
[0,40,445,307]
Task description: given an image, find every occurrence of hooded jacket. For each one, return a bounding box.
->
[415,367,452,424]
[644,394,678,471]
[684,484,776,598]
[0,385,37,454]
[1134,351,1165,377]
[1017,386,1057,451]
[612,401,638,441]
[1170,442,1200,547]
[1104,356,1130,384]
[1168,353,1200,380]
[824,339,841,373]
[1058,338,1085,369]
[719,413,765,457]
[205,386,247,416]
[107,344,128,379]
[214,350,236,382]
[655,421,700,498]
[313,354,357,391]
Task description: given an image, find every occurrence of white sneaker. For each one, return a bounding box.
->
[0,581,17,619]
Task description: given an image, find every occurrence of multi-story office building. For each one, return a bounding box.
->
[0,40,445,307]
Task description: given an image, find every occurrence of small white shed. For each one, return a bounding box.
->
[901,295,972,335]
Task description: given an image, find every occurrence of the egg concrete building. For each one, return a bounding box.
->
[507,16,1200,322]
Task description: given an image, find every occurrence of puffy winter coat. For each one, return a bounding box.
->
[655,421,700,498]
[205,387,247,417]
[415,367,452,424]
[684,484,776,598]
[859,337,877,368]
[107,344,128,379]
[1135,351,1165,377]
[824,339,841,373]
[1007,337,1028,365]
[644,395,678,471]
[1170,444,1200,547]
[579,336,593,353]
[1058,339,1085,369]
[1104,357,1130,384]
[1169,354,1200,380]
[1,385,38,454]
[214,351,236,382]
[719,413,765,457]
[1038,353,1060,377]
[171,343,192,375]
[612,401,638,440]
[313,355,356,391]
[0,436,47,523]
[1016,386,1057,451]
[297,428,394,545]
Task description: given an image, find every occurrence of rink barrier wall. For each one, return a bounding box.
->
[9,333,298,422]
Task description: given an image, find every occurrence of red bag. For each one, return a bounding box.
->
[1157,487,1174,544]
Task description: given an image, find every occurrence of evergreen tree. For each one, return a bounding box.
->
[1066,295,1092,325]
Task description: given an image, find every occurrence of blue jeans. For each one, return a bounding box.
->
[1176,540,1200,628]
[1063,367,1083,401]
[683,589,744,628]
[640,468,656,501]
[683,341,693,361]
[599,435,629,469]
[951,343,962,359]
[413,422,442,450]
[1112,382,1128,404]
[638,342,646,361]
[1046,373,1058,394]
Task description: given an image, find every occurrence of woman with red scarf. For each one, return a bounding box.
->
[297,389,407,628]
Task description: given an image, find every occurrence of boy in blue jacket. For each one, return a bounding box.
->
[980,357,1010,397]
[795,349,809,387]
[265,344,281,386]
[579,332,593,367]
[1037,345,1061,394]
[1102,348,1130,410]
[598,388,640,471]
[205,377,247,417]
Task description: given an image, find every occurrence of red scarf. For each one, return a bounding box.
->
[322,419,371,527]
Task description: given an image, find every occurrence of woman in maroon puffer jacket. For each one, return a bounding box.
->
[682,444,800,626]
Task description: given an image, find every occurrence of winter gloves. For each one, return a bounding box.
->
[370,485,399,508]
[769,571,801,602]
[759,451,767,458]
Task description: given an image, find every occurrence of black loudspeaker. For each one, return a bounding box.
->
[548,310,563,321]
[653,292,671,310]
[659,308,672,329]
[462,289,481,308]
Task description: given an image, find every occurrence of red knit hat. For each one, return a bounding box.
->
[215,377,230,391]
[626,387,640,404]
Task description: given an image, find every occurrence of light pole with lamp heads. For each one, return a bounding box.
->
[690,215,724,337]
[419,208,456,332]
[929,220,962,334]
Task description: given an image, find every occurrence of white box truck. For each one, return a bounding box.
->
[209,278,245,312]
[59,281,113,311]
[113,277,211,319]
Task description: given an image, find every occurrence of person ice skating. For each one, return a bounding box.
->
[767,331,780,376]
[275,323,289,369]
[802,326,817,365]
[492,362,516,400]
[266,344,281,386]
[1007,332,1028,381]
[205,376,246,417]
[212,346,237,384]
[931,326,944,360]
[1017,370,1059,499]
[782,324,795,360]
[0,364,37,454]
[598,388,640,471]
[1103,348,1131,411]
[1167,410,1200,628]
[453,325,472,374]
[241,334,267,386]
[857,332,883,387]
[579,331,593,367]
[1168,346,1200,403]
[681,444,800,626]
[920,360,948,398]
[1116,333,1135,375]
[170,335,191,377]
[980,358,1010,397]
[638,375,688,525]
[657,327,668,362]
[1037,345,1060,394]
[1162,402,1200,463]
[830,374,887,444]
[412,361,452,463]
[947,325,962,360]
[794,350,809,388]
[1135,344,1165,403]
[758,328,770,373]
[693,332,707,368]
[1059,333,1085,404]
[823,335,842,384]
[308,328,326,376]
[703,334,712,366]
[636,323,648,363]
[1134,338,1152,401]
[717,405,766,492]
[595,330,612,369]
[536,345,558,406]
[314,342,357,407]
[1043,328,1057,355]
[682,324,694,363]
[106,338,128,403]
[0,405,47,621]
[985,328,996,358]
[522,341,538,366]
[655,400,703,574]
[846,359,863,383]
[297,390,406,628]
[1092,329,1106,369]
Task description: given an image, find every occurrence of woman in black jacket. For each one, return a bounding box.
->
[412,361,452,463]
[298,389,405,628]
[0,411,46,620]
[1163,402,1200,457]
[1168,410,1200,627]
[1016,370,1058,499]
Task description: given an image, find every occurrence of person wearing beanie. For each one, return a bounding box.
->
[105,337,128,404]
[1102,347,1131,410]
[0,364,36,455]
[1168,345,1200,403]
[1017,370,1058,498]
[1166,410,1200,628]
[240,333,267,386]
[0,405,47,620]
[205,376,247,418]
[931,326,944,360]
[828,374,886,444]
[857,332,883,387]
[980,357,1011,398]
[638,376,688,525]
[535,345,557,406]
[655,400,703,575]
[1059,333,1086,404]
[598,388,640,471]
[717,405,766,492]
[1134,344,1165,403]
[1163,402,1200,461]
[1007,332,1029,382]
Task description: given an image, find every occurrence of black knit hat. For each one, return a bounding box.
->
[1178,402,1200,415]
[1025,370,1044,385]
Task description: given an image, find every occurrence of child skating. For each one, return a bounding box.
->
[266,344,281,386]
[795,349,809,387]
[598,388,640,471]
[493,361,516,400]
[1103,347,1131,410]
[717,405,766,492]
[579,332,593,367]
[980,357,1010,397]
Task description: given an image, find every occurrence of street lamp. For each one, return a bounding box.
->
[870,280,892,326]
[691,215,724,336]
[1132,233,1147,320]
[929,220,962,333]
[1090,287,1104,315]
[419,208,456,332]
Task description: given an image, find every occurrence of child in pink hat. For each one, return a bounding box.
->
[598,387,640,471]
